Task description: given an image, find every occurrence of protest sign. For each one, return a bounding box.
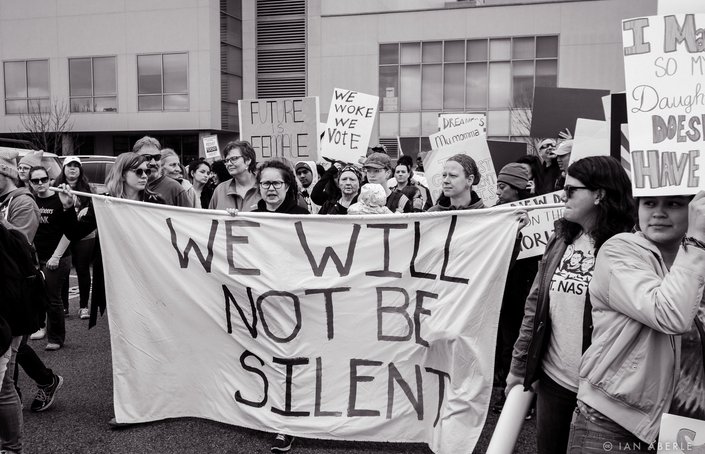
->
[202,135,221,160]
[570,119,610,165]
[530,87,609,138]
[487,140,527,175]
[321,88,379,163]
[507,191,564,259]
[658,0,705,14]
[622,14,705,196]
[437,113,487,135]
[427,125,498,206]
[238,97,320,161]
[657,414,705,453]
[93,196,519,454]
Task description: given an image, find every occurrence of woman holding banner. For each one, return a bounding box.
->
[427,154,485,211]
[253,160,309,214]
[567,191,705,453]
[506,156,635,454]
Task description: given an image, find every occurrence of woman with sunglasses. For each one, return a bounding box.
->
[253,160,309,214]
[104,153,165,203]
[53,156,95,319]
[506,156,635,454]
[567,191,705,453]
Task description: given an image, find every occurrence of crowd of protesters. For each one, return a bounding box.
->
[0,132,703,454]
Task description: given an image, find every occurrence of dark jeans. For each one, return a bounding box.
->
[14,336,54,389]
[62,237,95,311]
[42,255,71,346]
[536,371,577,454]
[568,405,656,453]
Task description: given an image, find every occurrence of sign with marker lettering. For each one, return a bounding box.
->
[437,113,486,135]
[506,191,564,259]
[321,88,379,163]
[426,125,498,206]
[622,14,705,195]
[93,195,518,454]
[239,97,320,161]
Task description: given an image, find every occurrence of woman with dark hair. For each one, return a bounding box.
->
[390,156,425,212]
[187,158,215,208]
[567,191,705,453]
[209,140,259,211]
[427,154,485,211]
[506,156,636,454]
[210,160,230,186]
[54,157,95,319]
[517,154,546,196]
[253,160,309,214]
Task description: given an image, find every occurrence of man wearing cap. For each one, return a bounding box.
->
[362,152,411,213]
[295,161,320,214]
[495,163,531,205]
[132,136,192,207]
[553,140,573,191]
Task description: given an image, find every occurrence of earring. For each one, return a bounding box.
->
[594,199,600,205]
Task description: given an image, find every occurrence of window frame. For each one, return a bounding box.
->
[137,52,190,112]
[68,55,118,114]
[3,58,51,115]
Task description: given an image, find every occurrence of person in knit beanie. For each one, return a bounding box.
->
[496,162,531,205]
[17,150,44,185]
[0,148,19,182]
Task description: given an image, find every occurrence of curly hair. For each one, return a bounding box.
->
[223,140,257,174]
[555,156,635,251]
[256,159,299,204]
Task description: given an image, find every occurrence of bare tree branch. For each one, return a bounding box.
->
[13,99,73,154]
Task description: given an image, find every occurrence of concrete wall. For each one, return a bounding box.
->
[0,0,222,134]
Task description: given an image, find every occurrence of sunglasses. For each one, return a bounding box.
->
[30,177,49,184]
[141,153,161,162]
[563,185,590,198]
[131,168,152,178]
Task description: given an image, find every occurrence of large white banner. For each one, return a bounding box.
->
[93,197,519,454]
[622,14,705,196]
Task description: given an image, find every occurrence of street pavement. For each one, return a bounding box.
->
[18,273,537,453]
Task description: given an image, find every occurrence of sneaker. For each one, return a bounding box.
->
[45,343,61,351]
[525,406,536,420]
[31,374,63,412]
[30,328,46,340]
[79,308,90,319]
[271,433,294,452]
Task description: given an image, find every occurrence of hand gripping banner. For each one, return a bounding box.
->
[92,196,519,454]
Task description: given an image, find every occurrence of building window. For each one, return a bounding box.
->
[69,57,117,113]
[378,36,558,155]
[137,53,188,111]
[3,60,50,114]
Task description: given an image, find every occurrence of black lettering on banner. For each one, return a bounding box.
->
[440,216,469,284]
[305,288,351,340]
[377,287,412,342]
[623,17,651,56]
[386,363,424,420]
[166,218,218,272]
[410,221,437,280]
[223,285,258,337]
[225,219,261,275]
[257,291,302,343]
[295,221,361,277]
[424,367,451,428]
[365,223,407,278]
[414,291,436,348]
[234,350,268,408]
[314,357,342,417]
[271,357,310,417]
[348,358,382,417]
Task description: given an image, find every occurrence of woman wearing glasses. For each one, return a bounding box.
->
[567,191,705,453]
[209,140,260,212]
[506,156,635,454]
[253,160,309,214]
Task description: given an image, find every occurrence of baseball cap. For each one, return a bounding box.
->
[554,140,573,156]
[363,152,391,170]
[64,156,82,166]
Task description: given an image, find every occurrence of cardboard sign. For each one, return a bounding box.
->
[530,87,609,138]
[438,113,487,135]
[202,135,221,160]
[507,191,564,259]
[622,14,705,196]
[238,97,320,161]
[321,88,379,163]
[570,119,610,165]
[427,125,498,206]
[657,413,705,453]
[92,196,519,454]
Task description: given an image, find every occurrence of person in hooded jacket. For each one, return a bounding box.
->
[295,161,320,214]
[427,154,485,211]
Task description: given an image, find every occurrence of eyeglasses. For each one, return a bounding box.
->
[130,168,152,178]
[563,185,590,198]
[225,155,243,165]
[141,153,161,162]
[30,177,49,184]
[259,180,285,189]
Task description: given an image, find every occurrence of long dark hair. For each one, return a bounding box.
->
[54,161,93,208]
[517,154,545,195]
[555,156,635,251]
[256,159,299,204]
